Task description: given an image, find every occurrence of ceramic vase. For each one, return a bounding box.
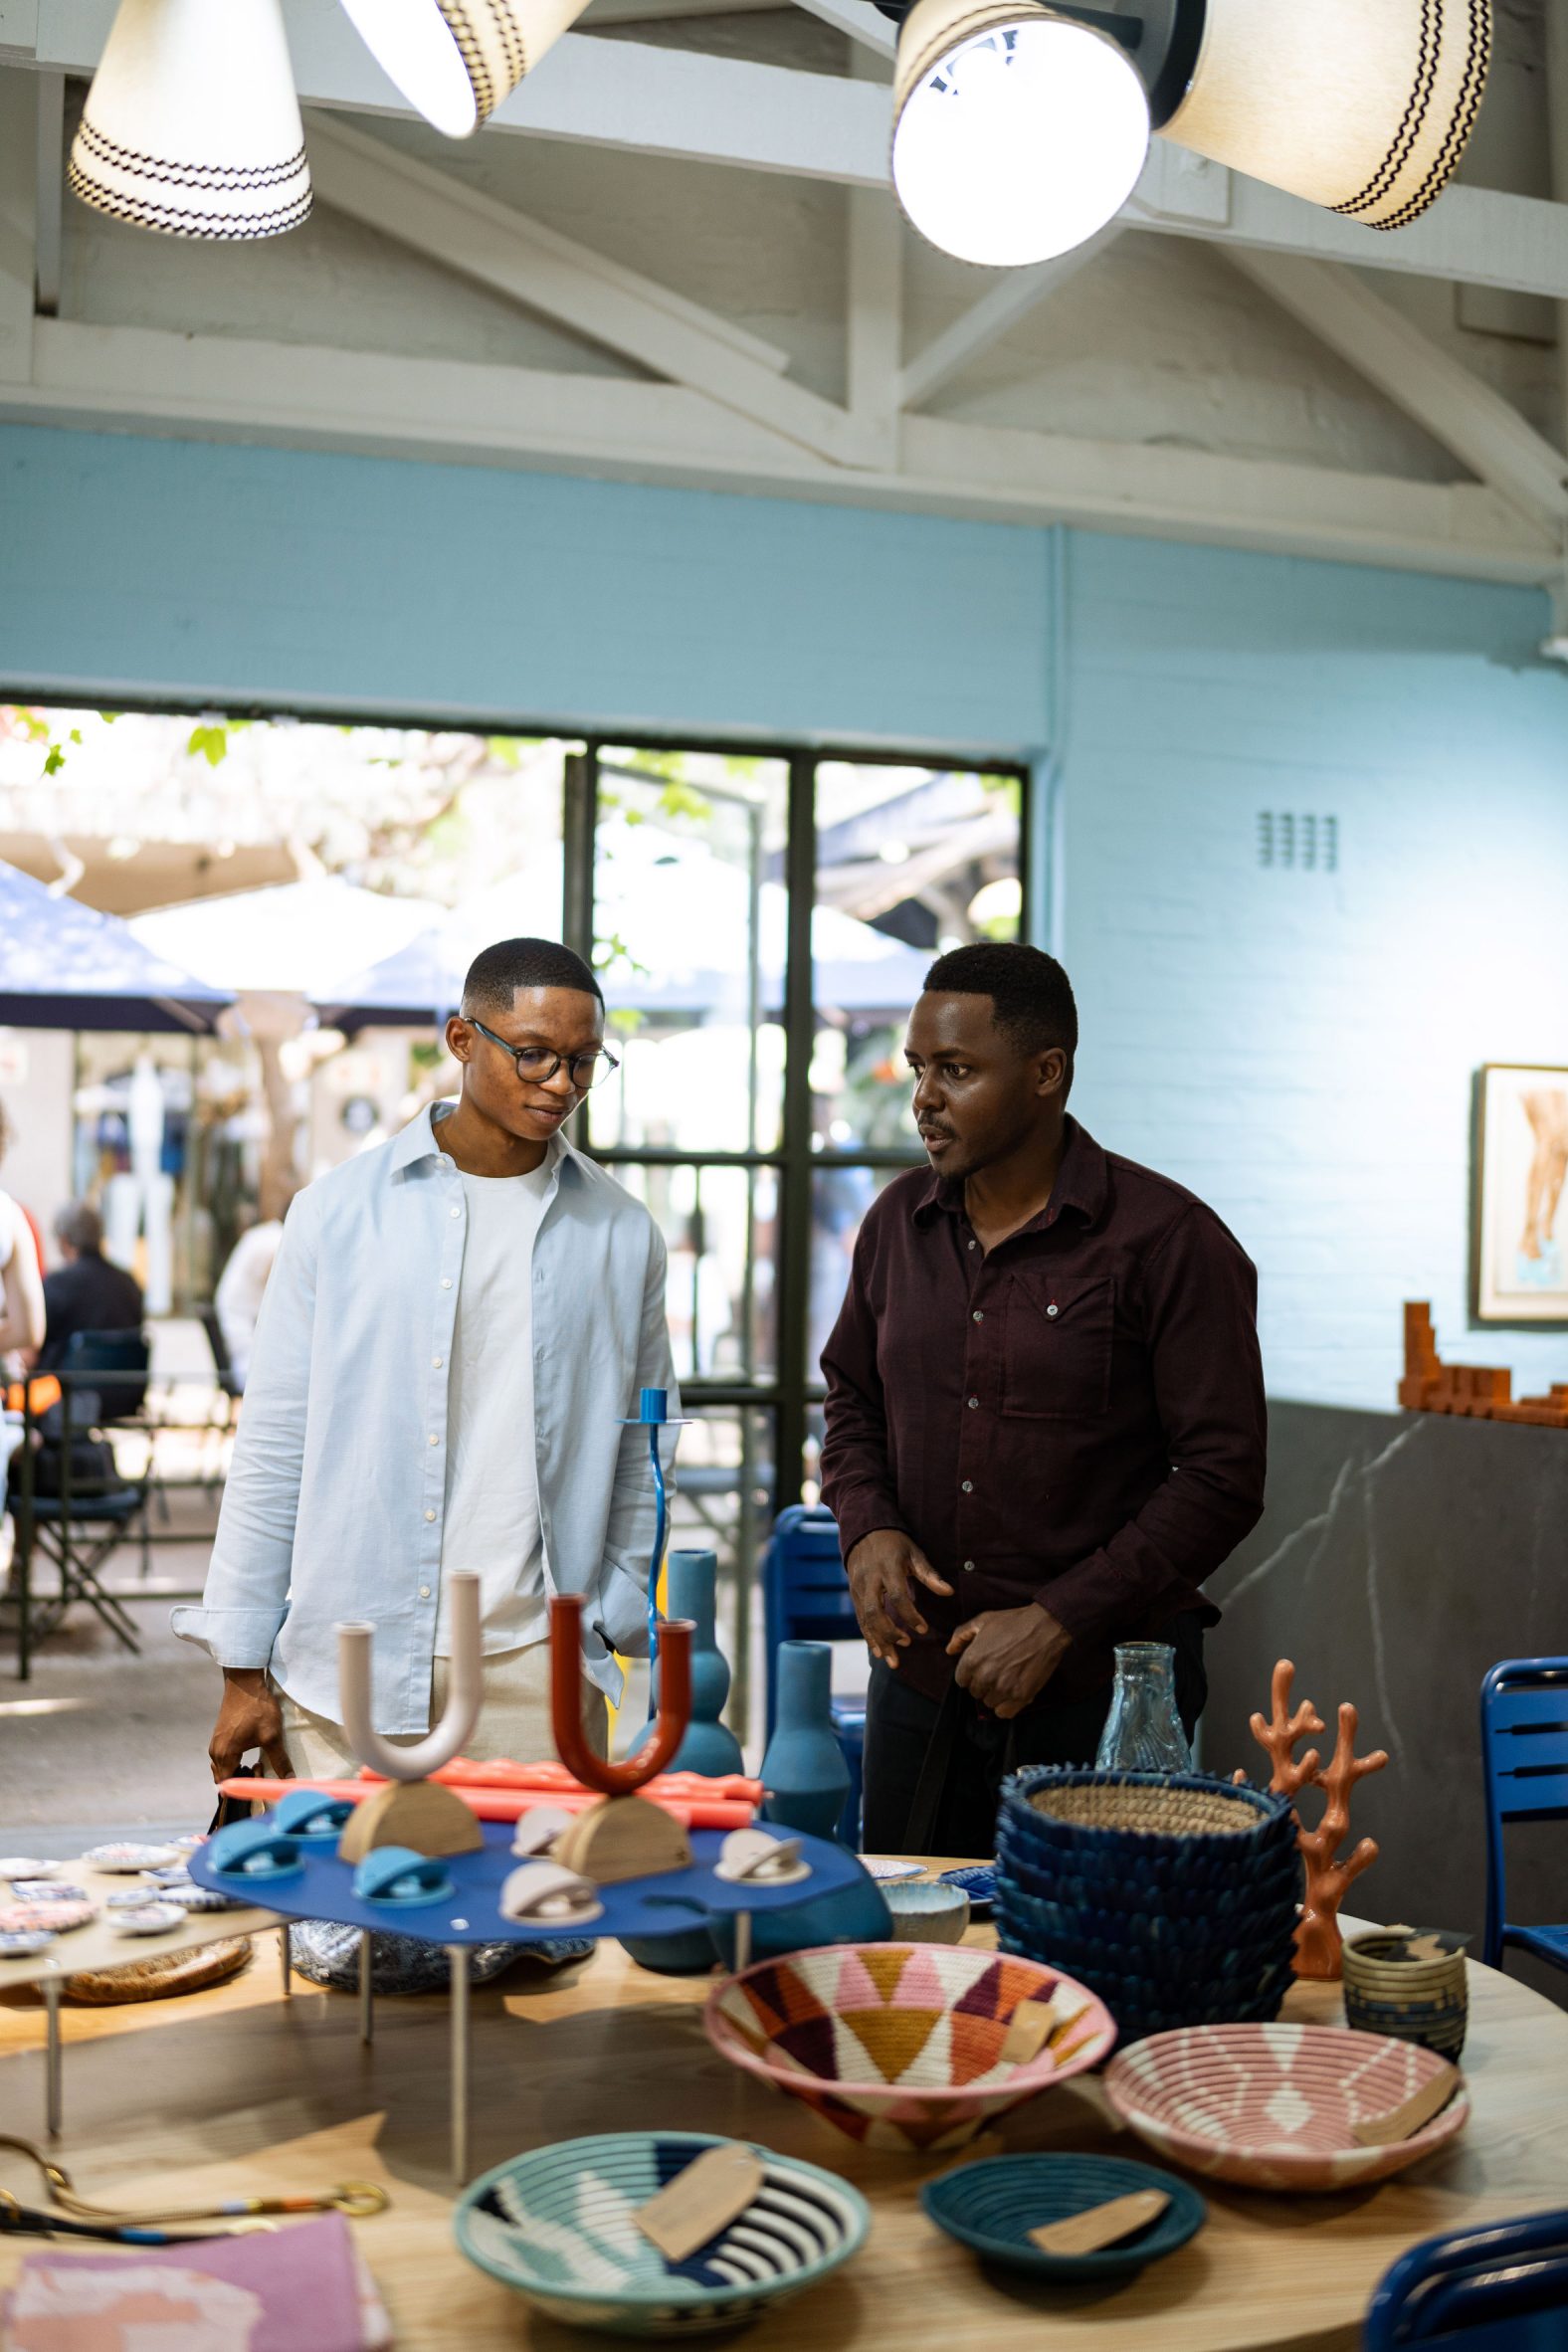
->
[762,1641,851,1844]
[1094,1643,1193,1774]
[652,1549,744,1780]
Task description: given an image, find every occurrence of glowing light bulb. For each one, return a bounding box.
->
[892,11,1150,270]
[338,0,486,137]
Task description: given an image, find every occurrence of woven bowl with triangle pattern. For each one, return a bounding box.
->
[703,1943,1116,2152]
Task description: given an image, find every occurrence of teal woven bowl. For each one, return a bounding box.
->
[454,2131,870,2336]
[921,2152,1205,2279]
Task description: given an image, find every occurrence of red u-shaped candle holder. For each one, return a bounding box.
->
[550,1593,694,1796]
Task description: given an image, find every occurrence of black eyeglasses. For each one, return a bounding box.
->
[466,1016,620,1092]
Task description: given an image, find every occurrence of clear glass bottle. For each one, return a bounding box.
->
[1094,1643,1194,1774]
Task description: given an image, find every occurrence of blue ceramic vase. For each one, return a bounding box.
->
[762,1642,851,1844]
[653,1549,744,1780]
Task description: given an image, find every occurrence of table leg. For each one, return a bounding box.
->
[279,1925,292,1998]
[733,1911,752,1975]
[449,1944,471,2187]
[358,1930,373,2047]
[44,1978,62,2137]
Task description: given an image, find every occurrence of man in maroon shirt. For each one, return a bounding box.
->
[820,941,1267,1856]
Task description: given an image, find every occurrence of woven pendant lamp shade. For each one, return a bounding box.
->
[69,0,309,241]
[1164,0,1490,230]
[338,0,592,138]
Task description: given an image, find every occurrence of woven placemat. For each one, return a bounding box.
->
[15,1936,255,2006]
[1028,1783,1259,1837]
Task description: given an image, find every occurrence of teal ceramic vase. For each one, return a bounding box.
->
[762,1642,851,1844]
[653,1549,744,1780]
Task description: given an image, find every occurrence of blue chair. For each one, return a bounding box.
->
[761,1505,865,1848]
[1479,1658,1568,1982]
[1365,2209,1568,2347]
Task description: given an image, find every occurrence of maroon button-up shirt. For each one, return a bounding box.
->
[819,1118,1268,1708]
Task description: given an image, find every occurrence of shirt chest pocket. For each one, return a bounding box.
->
[1002,1273,1114,1420]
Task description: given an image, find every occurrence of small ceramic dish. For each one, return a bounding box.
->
[455,2130,869,2335]
[939,1865,996,1916]
[12,1881,90,1905]
[112,1902,186,1935]
[864,1860,924,1883]
[921,2152,1205,2279]
[79,1843,184,1873]
[0,1929,58,1957]
[0,1858,57,1880]
[882,1882,971,1944]
[706,1944,1116,2153]
[0,1901,95,1935]
[1105,2022,1469,2191]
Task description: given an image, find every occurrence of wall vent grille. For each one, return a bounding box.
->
[1258,812,1338,872]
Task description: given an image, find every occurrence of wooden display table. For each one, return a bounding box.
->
[2,1885,1566,2351]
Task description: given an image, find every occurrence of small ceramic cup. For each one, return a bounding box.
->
[882,1881,971,1944]
[1343,1930,1468,2061]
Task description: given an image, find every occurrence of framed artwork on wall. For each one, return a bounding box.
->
[1472,1064,1568,1325]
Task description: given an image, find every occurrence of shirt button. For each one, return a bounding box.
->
[428,1433,439,1446]
[962,1479,973,1493]
[450,1206,461,1219]
[967,1396,979,1410]
[972,1310,984,1323]
[441,1277,453,1289]
[1047,1303,1060,1318]
[963,1559,976,1573]
[419,1585,431,1599]
[967,1239,976,1252]
[424,1508,436,1522]
[433,1356,443,1369]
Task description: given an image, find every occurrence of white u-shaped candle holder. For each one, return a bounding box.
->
[336,1569,484,1781]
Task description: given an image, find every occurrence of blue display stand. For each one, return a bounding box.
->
[190,1816,868,2183]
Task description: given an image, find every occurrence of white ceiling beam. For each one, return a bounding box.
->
[0,68,36,384]
[306,116,881,467]
[1226,249,1568,530]
[846,49,900,456]
[789,0,895,59]
[900,223,1122,411]
[32,65,61,314]
[6,317,1557,585]
[17,1,1568,305]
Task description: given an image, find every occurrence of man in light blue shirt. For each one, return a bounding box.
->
[177,937,678,1784]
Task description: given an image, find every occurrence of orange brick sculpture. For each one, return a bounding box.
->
[1399,1303,1567,1428]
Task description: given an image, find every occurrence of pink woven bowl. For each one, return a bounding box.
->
[703,1943,1116,2152]
[1104,2022,1470,2191]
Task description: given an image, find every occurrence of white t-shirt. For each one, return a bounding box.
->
[433,1150,557,1658]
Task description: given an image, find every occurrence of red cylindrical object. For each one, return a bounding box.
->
[549,1592,693,1797]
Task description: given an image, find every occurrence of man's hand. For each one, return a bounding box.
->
[209,1668,294,1785]
[846,1528,953,1668]
[947,1603,1070,1720]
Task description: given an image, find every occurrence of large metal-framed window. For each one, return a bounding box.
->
[566,737,1030,1722]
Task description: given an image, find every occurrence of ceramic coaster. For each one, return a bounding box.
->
[0,1901,95,1934]
[939,1864,997,1914]
[111,1903,186,1935]
[866,1860,925,1882]
[80,1843,184,1873]
[12,1881,90,1905]
[0,1929,58,1957]
[0,1857,57,1880]
[167,1886,242,1912]
[106,1887,162,1908]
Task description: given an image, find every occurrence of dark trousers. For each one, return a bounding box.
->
[862,1614,1209,1859]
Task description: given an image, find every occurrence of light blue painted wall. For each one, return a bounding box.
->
[2,422,1565,1411]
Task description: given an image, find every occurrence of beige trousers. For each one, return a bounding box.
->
[278,1643,608,1780]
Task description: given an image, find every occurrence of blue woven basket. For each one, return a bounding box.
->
[922,2152,1206,2279]
[455,2131,870,2336]
[994,1769,1301,2045]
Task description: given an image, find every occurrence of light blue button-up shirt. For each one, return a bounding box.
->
[173,1101,679,1732]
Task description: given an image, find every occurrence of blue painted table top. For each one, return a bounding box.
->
[190,1816,866,1946]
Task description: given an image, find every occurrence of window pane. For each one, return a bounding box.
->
[609,1160,778,1385]
[809,1163,915,1384]
[811,761,1022,1151]
[589,749,789,1154]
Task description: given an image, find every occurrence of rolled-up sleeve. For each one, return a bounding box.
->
[1037,1204,1268,1646]
[171,1189,319,1668]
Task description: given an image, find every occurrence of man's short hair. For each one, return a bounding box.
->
[461,937,603,1020]
[55,1199,104,1255]
[923,940,1078,1063]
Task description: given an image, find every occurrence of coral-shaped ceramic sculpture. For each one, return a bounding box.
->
[1248,1659,1389,1981]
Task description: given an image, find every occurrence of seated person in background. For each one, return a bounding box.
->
[36,1200,144,1372]
[214,1192,294,1389]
